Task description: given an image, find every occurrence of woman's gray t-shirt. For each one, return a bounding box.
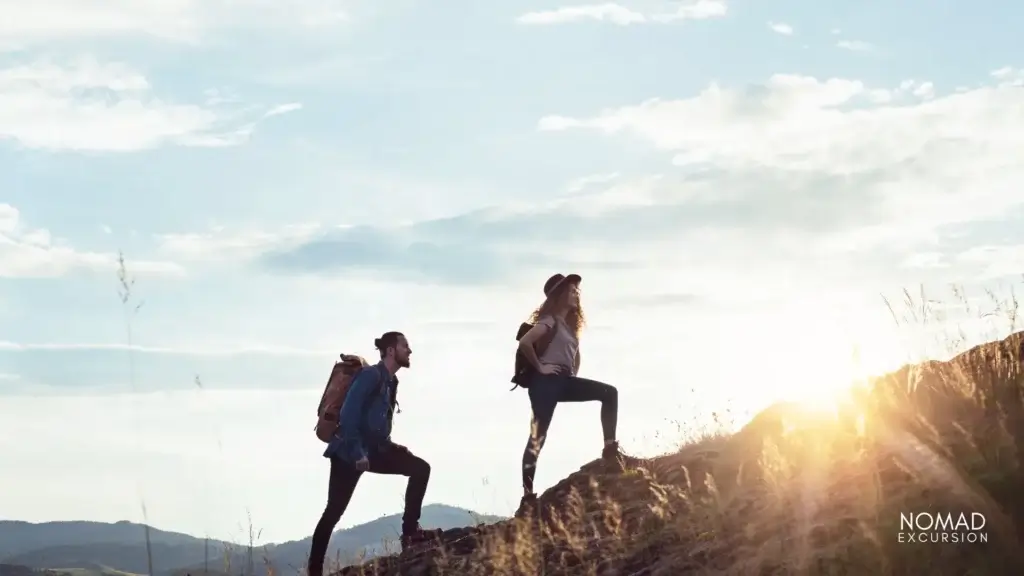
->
[536,315,578,370]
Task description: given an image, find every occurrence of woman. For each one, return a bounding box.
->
[516,272,621,516]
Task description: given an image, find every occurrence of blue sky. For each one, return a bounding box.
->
[2,0,1023,544]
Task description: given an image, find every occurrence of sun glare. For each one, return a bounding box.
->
[728,304,911,417]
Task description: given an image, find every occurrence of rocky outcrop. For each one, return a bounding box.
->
[334,455,676,576]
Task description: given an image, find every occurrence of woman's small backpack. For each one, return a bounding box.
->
[510,321,556,390]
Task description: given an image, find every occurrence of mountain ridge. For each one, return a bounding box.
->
[1,504,504,576]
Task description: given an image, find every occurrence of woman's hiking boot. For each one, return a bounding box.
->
[601,440,626,470]
[400,525,443,553]
[514,492,539,519]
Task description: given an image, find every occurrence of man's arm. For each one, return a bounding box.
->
[573,350,581,376]
[337,367,379,462]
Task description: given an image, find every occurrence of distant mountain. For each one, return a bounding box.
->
[1,505,504,576]
[4,542,203,576]
[1,565,132,576]
[1,566,138,576]
[253,504,503,571]
[0,565,41,576]
[0,521,203,560]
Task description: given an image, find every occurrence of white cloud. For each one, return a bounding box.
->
[955,245,1024,280]
[0,0,349,47]
[566,174,667,212]
[538,69,1024,172]
[992,66,1024,86]
[537,68,1024,253]
[0,204,182,278]
[0,56,295,151]
[650,0,727,22]
[155,222,323,262]
[768,21,793,35]
[263,102,303,118]
[909,80,935,99]
[518,3,645,25]
[152,57,1024,298]
[516,0,726,25]
[902,252,949,270]
[0,340,325,356]
[565,171,620,194]
[837,39,873,51]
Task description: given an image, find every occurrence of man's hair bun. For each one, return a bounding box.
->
[374,332,404,357]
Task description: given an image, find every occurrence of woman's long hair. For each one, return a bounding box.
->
[528,283,586,340]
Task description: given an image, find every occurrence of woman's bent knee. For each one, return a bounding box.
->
[603,383,618,401]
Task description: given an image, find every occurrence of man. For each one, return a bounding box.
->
[308,331,441,576]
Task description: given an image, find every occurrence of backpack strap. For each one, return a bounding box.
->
[358,366,396,422]
[360,365,384,410]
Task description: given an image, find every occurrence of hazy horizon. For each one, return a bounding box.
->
[3,0,1023,545]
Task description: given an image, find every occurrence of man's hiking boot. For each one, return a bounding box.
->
[400,525,443,552]
[514,492,539,519]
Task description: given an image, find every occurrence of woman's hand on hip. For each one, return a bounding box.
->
[538,364,566,376]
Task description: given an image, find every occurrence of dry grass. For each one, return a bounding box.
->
[115,252,1024,575]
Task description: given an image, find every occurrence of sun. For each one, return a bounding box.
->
[729,306,908,417]
[809,337,870,399]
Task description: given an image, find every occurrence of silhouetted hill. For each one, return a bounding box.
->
[332,331,1024,575]
[0,564,116,576]
[4,542,198,576]
[0,565,45,576]
[0,521,202,561]
[1,505,503,576]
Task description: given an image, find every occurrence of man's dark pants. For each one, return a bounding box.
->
[308,444,430,576]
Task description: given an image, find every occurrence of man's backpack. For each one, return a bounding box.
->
[315,354,371,443]
[511,321,557,390]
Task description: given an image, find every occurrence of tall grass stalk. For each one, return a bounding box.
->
[116,252,154,576]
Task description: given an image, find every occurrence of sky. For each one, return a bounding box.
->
[1,0,1023,546]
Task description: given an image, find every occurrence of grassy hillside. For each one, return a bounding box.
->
[331,330,1024,575]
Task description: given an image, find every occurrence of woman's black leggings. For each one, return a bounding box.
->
[521,374,618,494]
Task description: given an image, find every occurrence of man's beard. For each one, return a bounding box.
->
[399,357,411,368]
